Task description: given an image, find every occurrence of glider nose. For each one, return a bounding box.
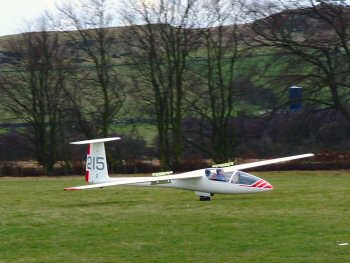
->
[253,179,273,190]
[264,181,273,189]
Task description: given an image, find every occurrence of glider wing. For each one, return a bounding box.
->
[223,153,314,173]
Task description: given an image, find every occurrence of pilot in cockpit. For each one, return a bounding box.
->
[215,169,228,182]
[205,169,228,182]
[205,169,212,177]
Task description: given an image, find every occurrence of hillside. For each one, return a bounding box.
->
[0,2,346,66]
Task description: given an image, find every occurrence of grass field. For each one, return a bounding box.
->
[0,171,349,263]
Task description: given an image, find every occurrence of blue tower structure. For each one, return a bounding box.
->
[289,86,302,111]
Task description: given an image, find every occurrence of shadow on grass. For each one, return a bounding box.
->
[60,199,141,208]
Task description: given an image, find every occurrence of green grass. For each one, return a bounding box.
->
[0,171,349,263]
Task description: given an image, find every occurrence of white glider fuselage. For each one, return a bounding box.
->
[92,168,273,195]
[119,176,270,194]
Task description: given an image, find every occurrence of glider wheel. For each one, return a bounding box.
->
[200,196,211,201]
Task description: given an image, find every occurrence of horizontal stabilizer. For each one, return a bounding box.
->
[71,137,121,145]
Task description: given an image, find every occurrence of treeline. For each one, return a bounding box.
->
[1,0,350,174]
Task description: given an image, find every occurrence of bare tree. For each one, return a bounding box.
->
[186,0,246,162]
[120,0,200,170]
[0,19,69,174]
[55,0,125,138]
[246,0,350,122]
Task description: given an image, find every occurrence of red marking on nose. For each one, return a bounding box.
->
[252,180,273,189]
[264,182,273,189]
[259,182,268,188]
[251,180,262,187]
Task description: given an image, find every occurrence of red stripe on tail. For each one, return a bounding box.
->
[85,170,90,183]
[85,144,91,182]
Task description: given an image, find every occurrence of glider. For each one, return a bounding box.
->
[64,137,314,201]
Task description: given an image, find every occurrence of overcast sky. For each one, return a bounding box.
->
[0,0,138,36]
[1,0,338,37]
[0,0,60,36]
[0,0,250,37]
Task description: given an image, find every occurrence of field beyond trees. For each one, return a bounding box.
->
[0,171,349,262]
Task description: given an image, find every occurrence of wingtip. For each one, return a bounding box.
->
[64,187,80,191]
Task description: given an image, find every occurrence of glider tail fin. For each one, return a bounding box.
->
[85,141,109,183]
[71,137,121,183]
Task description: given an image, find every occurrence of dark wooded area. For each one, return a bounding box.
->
[1,0,350,175]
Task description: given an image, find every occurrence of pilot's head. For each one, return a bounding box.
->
[216,168,224,174]
[205,169,211,176]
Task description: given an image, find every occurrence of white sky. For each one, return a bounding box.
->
[0,0,143,36]
[0,0,60,36]
[0,0,327,37]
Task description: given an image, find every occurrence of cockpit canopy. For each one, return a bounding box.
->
[205,169,260,186]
